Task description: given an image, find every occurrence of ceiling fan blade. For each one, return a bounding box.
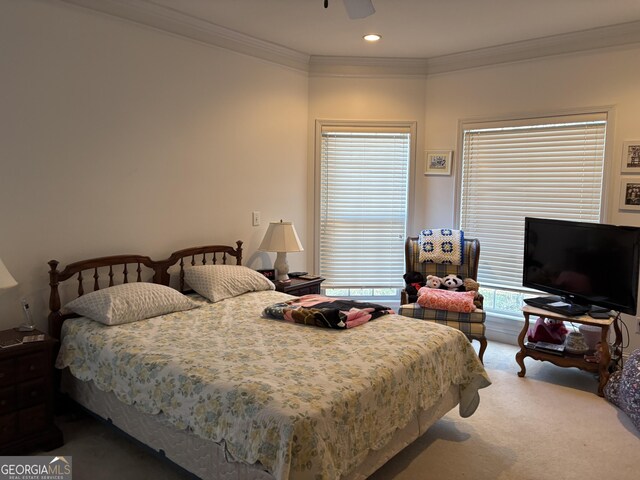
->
[343,0,375,19]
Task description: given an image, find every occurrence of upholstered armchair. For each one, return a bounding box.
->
[399,236,487,362]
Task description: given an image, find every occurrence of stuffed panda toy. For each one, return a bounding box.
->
[442,274,465,291]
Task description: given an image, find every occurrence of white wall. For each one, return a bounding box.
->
[0,0,309,331]
[422,45,640,351]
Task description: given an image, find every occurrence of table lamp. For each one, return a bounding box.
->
[0,258,17,291]
[0,258,34,332]
[258,220,304,282]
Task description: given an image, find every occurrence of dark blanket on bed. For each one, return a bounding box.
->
[262,294,395,329]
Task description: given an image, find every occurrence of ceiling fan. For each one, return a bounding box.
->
[324,0,376,20]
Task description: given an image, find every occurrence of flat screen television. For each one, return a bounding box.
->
[522,217,640,315]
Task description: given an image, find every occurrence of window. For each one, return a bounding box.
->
[459,113,607,318]
[317,123,413,300]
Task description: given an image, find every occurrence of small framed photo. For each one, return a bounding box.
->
[619,177,640,211]
[424,150,452,176]
[621,141,640,173]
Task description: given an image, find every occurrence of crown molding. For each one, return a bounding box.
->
[311,20,640,77]
[309,56,428,78]
[58,1,640,78]
[425,19,640,75]
[58,0,310,72]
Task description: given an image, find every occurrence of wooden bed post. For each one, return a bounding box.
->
[152,261,171,286]
[236,240,243,265]
[48,260,62,339]
[48,260,60,315]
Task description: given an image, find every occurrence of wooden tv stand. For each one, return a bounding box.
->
[515,305,622,396]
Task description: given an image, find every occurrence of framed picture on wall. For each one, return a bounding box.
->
[424,150,452,176]
[621,141,640,173]
[619,177,640,211]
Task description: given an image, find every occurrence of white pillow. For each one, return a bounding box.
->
[64,282,198,326]
[183,265,275,302]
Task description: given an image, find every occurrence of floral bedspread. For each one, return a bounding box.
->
[56,290,491,480]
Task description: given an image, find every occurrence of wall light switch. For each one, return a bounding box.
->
[252,211,261,226]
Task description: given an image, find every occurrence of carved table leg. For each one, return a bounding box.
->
[597,324,611,396]
[516,312,530,377]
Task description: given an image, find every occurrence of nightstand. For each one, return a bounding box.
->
[0,328,63,454]
[275,277,325,296]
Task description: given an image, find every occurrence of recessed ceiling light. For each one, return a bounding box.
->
[363,34,381,42]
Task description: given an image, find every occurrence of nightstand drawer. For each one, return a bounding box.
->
[275,277,325,296]
[293,285,320,295]
[0,386,15,415]
[17,352,47,382]
[18,379,46,409]
[0,413,18,444]
[0,380,46,415]
[0,359,15,387]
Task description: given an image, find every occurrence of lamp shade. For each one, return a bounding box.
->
[259,221,304,253]
[0,258,18,290]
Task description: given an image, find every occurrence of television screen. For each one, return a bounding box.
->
[523,217,640,315]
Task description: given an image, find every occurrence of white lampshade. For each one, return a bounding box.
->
[259,221,303,281]
[0,258,18,290]
[258,221,304,253]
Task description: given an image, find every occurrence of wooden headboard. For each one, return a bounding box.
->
[155,242,243,293]
[48,241,243,339]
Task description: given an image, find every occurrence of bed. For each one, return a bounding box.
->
[48,242,491,480]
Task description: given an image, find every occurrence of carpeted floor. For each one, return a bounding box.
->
[40,342,640,479]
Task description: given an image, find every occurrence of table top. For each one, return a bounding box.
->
[522,305,614,326]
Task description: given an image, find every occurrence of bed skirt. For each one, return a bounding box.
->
[61,369,461,480]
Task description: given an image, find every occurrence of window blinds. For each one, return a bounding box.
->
[460,116,606,291]
[319,128,410,288]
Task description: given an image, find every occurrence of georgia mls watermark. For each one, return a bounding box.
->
[0,456,72,480]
